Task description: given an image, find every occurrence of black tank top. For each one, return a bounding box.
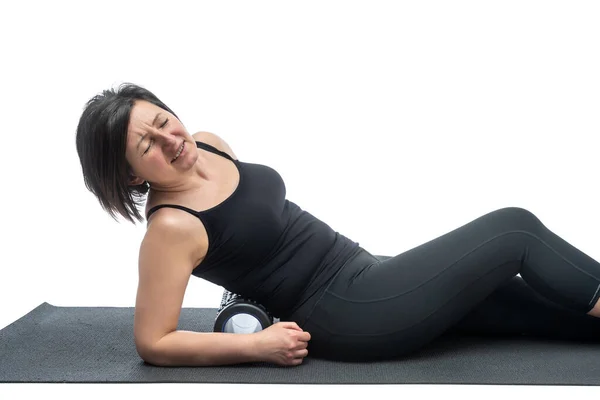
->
[146,141,361,319]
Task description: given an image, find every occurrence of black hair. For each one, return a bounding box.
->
[75,83,180,224]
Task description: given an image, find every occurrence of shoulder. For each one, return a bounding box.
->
[143,208,209,267]
[192,131,238,160]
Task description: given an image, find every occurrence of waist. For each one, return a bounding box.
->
[283,244,368,326]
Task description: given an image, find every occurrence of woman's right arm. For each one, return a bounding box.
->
[143,329,260,367]
[133,212,263,366]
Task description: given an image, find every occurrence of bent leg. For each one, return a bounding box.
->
[303,207,600,361]
[373,254,600,341]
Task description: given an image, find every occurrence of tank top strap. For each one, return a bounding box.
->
[145,141,236,221]
[146,204,199,220]
[196,141,235,162]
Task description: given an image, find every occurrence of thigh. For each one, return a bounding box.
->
[303,209,533,360]
[323,229,527,336]
[349,256,600,340]
[304,258,519,360]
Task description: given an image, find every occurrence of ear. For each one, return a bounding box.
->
[129,175,145,186]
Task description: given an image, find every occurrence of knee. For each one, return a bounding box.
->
[499,206,538,219]
[495,206,543,230]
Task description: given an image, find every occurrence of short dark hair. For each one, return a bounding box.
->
[75,83,180,224]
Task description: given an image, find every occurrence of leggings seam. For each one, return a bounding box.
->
[298,249,365,327]
[327,229,599,304]
[312,260,519,337]
[589,283,600,307]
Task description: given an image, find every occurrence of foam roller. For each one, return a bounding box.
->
[213,290,276,334]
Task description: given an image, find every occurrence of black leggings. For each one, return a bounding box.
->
[295,207,600,361]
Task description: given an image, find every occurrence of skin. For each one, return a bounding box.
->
[124,100,311,366]
[125,99,239,345]
[123,99,598,365]
[125,100,242,215]
[126,100,208,192]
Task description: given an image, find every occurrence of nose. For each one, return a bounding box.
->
[154,129,179,148]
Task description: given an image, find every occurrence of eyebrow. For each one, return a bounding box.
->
[136,113,162,151]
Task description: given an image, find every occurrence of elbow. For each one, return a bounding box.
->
[135,338,168,366]
[136,343,161,366]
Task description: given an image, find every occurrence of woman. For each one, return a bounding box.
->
[76,83,600,367]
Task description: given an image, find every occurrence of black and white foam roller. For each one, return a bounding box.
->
[213,290,275,334]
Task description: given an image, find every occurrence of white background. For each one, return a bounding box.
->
[1,0,599,397]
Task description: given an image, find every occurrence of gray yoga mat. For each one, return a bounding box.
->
[1,302,600,385]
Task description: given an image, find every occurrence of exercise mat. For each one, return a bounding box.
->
[1,302,599,385]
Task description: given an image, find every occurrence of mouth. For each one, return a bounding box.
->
[171,141,185,163]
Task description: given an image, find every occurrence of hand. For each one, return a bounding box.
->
[253,321,311,366]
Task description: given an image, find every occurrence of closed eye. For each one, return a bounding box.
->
[142,118,169,155]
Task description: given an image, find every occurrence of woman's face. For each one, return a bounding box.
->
[125,100,198,187]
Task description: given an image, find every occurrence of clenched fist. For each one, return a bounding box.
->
[253,321,311,366]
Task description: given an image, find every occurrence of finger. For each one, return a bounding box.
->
[291,342,307,352]
[292,358,304,366]
[281,321,303,331]
[296,341,308,350]
[294,349,309,358]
